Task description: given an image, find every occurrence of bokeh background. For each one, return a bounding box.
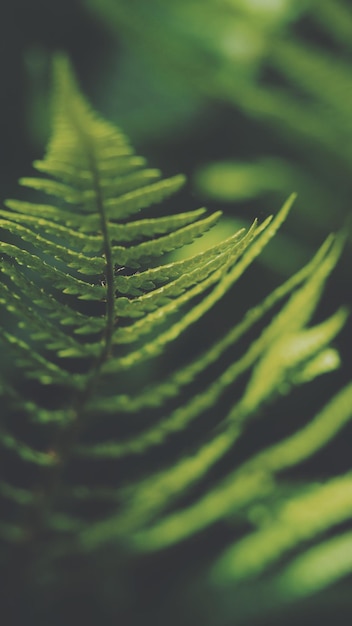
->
[1,1,352,625]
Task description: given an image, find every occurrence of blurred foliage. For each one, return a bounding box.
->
[0,0,352,625]
[83,0,352,258]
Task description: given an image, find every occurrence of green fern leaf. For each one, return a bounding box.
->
[0,53,348,623]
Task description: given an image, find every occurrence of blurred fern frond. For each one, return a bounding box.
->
[85,0,352,262]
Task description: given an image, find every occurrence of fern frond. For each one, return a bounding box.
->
[279,530,352,598]
[0,426,55,466]
[85,234,336,416]
[130,382,352,553]
[213,471,352,583]
[113,225,248,297]
[0,53,348,621]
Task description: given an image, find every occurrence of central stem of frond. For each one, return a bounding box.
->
[88,149,115,363]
